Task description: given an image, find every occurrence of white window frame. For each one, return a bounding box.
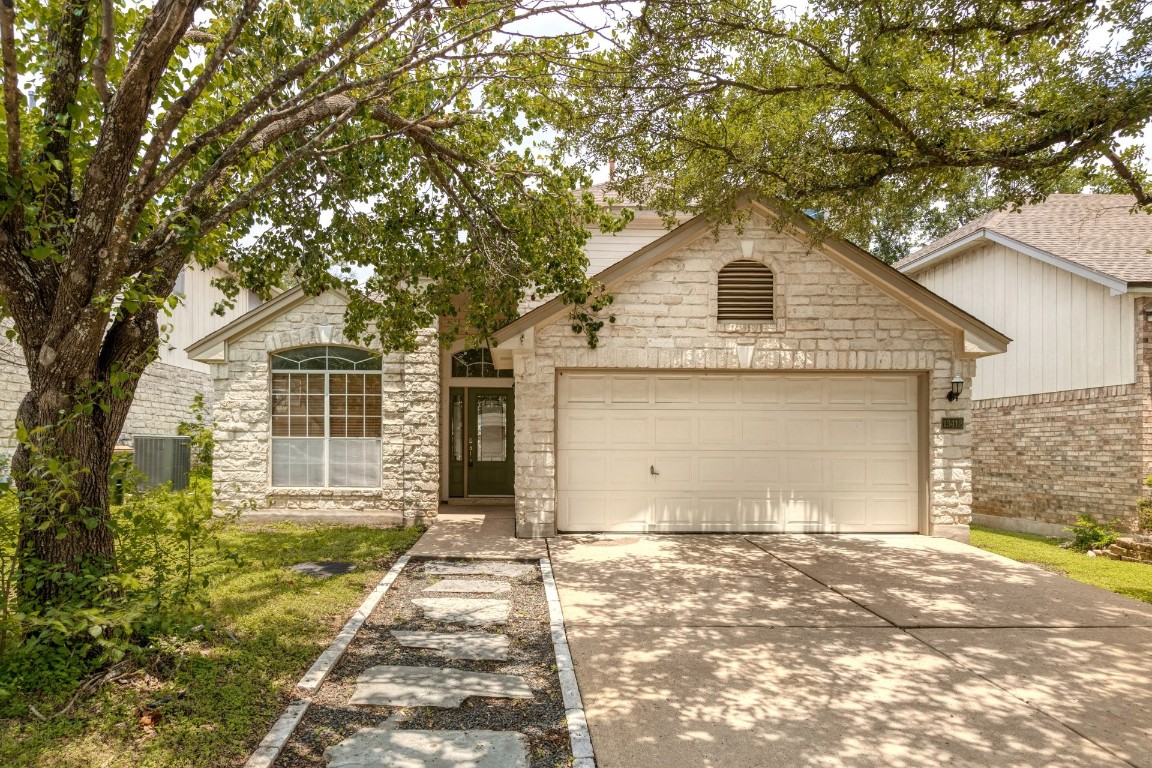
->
[268,346,382,489]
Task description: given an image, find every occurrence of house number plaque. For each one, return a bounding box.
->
[941,417,965,430]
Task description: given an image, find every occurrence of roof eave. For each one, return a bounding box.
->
[900,229,1129,296]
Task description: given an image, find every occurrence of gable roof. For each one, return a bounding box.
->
[494,196,1009,356]
[185,285,349,361]
[895,194,1152,287]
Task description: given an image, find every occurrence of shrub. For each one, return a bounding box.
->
[1067,514,1120,553]
[177,393,215,472]
[0,464,237,705]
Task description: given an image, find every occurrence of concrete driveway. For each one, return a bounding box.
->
[548,534,1152,768]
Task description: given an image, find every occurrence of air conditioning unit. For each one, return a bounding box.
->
[133,435,192,491]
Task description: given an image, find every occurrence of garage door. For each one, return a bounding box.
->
[556,372,922,533]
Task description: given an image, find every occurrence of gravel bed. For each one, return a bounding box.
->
[273,557,571,767]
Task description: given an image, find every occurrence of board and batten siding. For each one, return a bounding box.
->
[161,265,262,372]
[914,242,1134,400]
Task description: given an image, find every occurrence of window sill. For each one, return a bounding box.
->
[268,487,384,497]
[716,320,784,334]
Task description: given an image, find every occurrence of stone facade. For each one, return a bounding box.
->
[511,213,976,537]
[0,330,210,457]
[971,296,1152,534]
[208,291,439,522]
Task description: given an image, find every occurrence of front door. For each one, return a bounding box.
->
[448,387,514,496]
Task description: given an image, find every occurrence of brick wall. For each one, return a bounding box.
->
[972,296,1152,531]
[512,211,976,536]
[208,291,440,522]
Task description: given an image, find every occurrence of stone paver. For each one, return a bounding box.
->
[423,579,510,595]
[391,631,511,661]
[412,597,510,626]
[324,727,528,768]
[349,666,533,708]
[423,561,534,578]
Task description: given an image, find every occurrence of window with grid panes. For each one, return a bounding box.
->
[269,346,382,487]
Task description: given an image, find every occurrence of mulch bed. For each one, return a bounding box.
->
[273,557,572,767]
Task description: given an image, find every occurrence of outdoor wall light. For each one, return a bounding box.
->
[946,374,964,402]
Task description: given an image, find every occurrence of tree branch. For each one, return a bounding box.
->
[0,0,20,183]
[93,0,115,104]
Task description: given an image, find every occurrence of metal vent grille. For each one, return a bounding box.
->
[717,260,774,322]
[133,435,192,491]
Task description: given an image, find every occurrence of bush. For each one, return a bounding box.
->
[1067,514,1120,553]
[177,393,215,472]
[0,471,238,705]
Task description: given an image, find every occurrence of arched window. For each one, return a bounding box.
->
[717,260,775,322]
[270,346,382,487]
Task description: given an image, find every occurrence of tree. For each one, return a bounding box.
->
[550,0,1152,260]
[0,0,620,610]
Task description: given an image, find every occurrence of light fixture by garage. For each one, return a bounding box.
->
[946,374,964,402]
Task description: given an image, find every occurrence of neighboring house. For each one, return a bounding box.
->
[0,264,262,454]
[897,194,1152,536]
[187,191,1008,537]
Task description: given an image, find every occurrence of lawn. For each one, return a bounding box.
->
[971,525,1152,604]
[0,517,423,768]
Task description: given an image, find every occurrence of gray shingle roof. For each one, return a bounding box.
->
[895,194,1152,283]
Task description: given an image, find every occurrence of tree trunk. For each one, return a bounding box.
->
[12,388,122,609]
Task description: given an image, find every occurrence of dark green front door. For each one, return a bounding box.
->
[448,387,514,496]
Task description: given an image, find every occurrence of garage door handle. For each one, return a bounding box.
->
[650,465,660,476]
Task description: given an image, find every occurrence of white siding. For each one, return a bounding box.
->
[914,242,1134,399]
[584,211,674,275]
[161,265,261,372]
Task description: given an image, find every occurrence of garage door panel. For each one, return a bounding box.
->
[871,376,914,406]
[740,377,782,403]
[564,414,607,446]
[699,416,737,445]
[609,417,649,446]
[699,376,737,403]
[742,417,782,448]
[654,416,693,445]
[655,376,694,403]
[557,372,920,533]
[784,417,824,447]
[872,416,916,448]
[611,376,650,403]
[564,374,608,403]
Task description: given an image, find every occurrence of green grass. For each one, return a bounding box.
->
[971,525,1152,604]
[0,520,423,768]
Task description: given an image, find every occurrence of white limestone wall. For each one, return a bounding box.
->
[209,291,439,521]
[513,213,975,536]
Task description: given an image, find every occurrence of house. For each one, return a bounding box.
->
[0,264,263,454]
[897,194,1152,536]
[187,191,1008,537]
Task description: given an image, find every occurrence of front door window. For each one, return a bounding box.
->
[448,387,514,496]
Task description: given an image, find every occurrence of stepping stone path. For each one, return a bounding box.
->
[412,597,509,626]
[325,726,528,768]
[423,561,534,578]
[332,560,539,767]
[423,579,510,595]
[350,665,533,707]
[392,631,510,661]
[289,561,356,578]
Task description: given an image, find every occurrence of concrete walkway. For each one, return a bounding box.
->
[549,534,1152,768]
[408,506,546,560]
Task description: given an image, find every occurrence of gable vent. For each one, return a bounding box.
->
[717,260,775,322]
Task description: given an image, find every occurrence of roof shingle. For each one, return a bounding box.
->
[896,194,1152,283]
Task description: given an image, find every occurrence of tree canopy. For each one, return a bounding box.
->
[0,0,623,610]
[551,0,1152,260]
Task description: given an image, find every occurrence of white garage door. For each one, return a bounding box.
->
[556,372,922,533]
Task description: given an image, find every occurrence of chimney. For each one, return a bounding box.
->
[608,158,615,181]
